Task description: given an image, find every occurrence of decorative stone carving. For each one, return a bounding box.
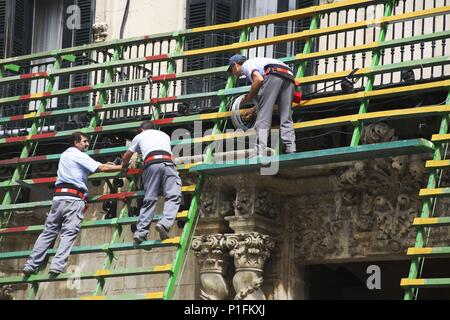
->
[226,232,275,300]
[192,234,230,300]
[0,285,13,300]
[92,23,108,42]
[199,178,234,219]
[294,202,345,261]
[333,123,430,256]
[361,122,396,144]
[233,187,254,216]
[254,190,279,219]
[199,188,217,218]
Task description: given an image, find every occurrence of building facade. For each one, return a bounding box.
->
[1,0,450,300]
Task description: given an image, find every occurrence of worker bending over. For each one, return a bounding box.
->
[227,54,297,157]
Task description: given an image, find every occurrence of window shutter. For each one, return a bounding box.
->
[0,0,6,59]
[185,0,240,109]
[69,0,94,111]
[73,0,94,46]
[295,0,316,54]
[186,0,210,72]
[275,0,290,59]
[0,0,33,58]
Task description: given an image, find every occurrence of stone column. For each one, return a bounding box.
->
[225,232,275,300]
[191,234,230,300]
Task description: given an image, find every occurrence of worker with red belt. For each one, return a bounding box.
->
[121,121,182,243]
[22,132,122,276]
[227,54,298,157]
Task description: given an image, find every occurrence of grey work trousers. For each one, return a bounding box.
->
[254,74,296,153]
[134,162,182,240]
[24,198,85,272]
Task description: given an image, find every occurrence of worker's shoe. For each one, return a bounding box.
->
[48,269,62,277]
[133,234,146,244]
[155,224,169,241]
[284,147,296,154]
[22,266,38,277]
[249,147,275,159]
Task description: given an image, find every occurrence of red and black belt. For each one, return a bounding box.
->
[264,65,301,86]
[144,151,174,168]
[144,154,174,164]
[54,187,86,201]
[264,66,294,78]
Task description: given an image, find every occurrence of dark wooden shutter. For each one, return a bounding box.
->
[274,0,290,59]
[0,0,33,58]
[185,0,240,109]
[73,0,94,47]
[65,0,94,114]
[295,0,316,54]
[0,0,6,59]
[186,0,209,72]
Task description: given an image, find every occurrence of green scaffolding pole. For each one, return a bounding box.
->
[404,90,450,300]
[350,0,396,147]
[90,45,137,297]
[163,28,251,300]
[21,56,65,300]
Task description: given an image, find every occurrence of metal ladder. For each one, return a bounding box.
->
[401,90,450,300]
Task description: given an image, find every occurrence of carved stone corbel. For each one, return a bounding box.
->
[0,285,13,300]
[191,234,230,300]
[92,22,108,42]
[197,178,234,235]
[225,232,275,300]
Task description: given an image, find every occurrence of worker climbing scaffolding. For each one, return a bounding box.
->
[22,132,122,276]
[121,121,182,243]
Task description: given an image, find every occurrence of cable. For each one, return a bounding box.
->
[229,94,256,131]
[119,0,131,39]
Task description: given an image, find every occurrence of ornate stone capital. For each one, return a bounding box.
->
[92,23,108,42]
[225,232,275,271]
[0,285,13,300]
[225,232,275,300]
[191,234,230,300]
[192,234,228,273]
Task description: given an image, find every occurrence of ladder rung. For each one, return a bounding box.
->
[0,264,172,286]
[413,217,450,227]
[191,139,435,176]
[0,186,195,212]
[407,246,450,257]
[0,211,188,235]
[418,187,450,198]
[425,159,450,169]
[77,291,164,300]
[401,278,450,288]
[0,237,181,261]
[431,133,450,143]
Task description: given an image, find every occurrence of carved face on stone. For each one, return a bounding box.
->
[397,194,410,209]
[392,155,408,175]
[373,196,392,212]
[408,160,424,180]
[363,123,395,144]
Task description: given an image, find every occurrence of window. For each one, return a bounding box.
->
[0,0,34,59]
[184,0,240,110]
